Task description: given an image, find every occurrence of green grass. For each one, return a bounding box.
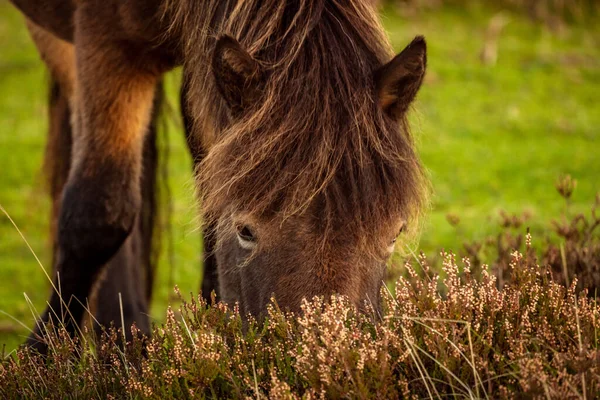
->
[0,1,598,352]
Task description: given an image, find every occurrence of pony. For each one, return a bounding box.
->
[10,0,428,354]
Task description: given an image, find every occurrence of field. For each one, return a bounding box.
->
[0,0,599,360]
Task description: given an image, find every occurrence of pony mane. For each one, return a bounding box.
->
[170,0,429,252]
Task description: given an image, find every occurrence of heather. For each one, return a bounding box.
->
[2,186,599,398]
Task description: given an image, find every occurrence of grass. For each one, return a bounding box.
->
[0,0,598,353]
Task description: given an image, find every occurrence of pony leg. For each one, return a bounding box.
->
[43,79,160,347]
[200,227,219,302]
[90,85,162,341]
[45,79,72,271]
[90,235,151,340]
[27,10,160,353]
[23,21,75,353]
[181,75,220,303]
[9,0,75,42]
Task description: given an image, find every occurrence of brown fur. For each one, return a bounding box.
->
[171,1,427,252]
[35,37,162,344]
[11,0,428,351]
[26,20,76,98]
[18,12,169,352]
[171,0,429,314]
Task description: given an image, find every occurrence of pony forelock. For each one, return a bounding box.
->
[170,0,429,254]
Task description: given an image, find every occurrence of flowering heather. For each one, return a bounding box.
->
[2,192,599,398]
[460,180,600,297]
[2,241,599,398]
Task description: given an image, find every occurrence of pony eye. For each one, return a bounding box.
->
[236,225,257,249]
[387,238,397,254]
[388,223,406,253]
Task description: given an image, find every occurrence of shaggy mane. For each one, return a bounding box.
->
[169,0,428,252]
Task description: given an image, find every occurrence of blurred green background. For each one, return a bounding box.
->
[0,0,598,352]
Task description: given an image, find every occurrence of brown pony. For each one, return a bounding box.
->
[10,0,428,353]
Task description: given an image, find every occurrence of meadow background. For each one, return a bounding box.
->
[0,0,598,353]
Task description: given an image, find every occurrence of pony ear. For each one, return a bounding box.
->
[213,35,264,114]
[374,36,427,118]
